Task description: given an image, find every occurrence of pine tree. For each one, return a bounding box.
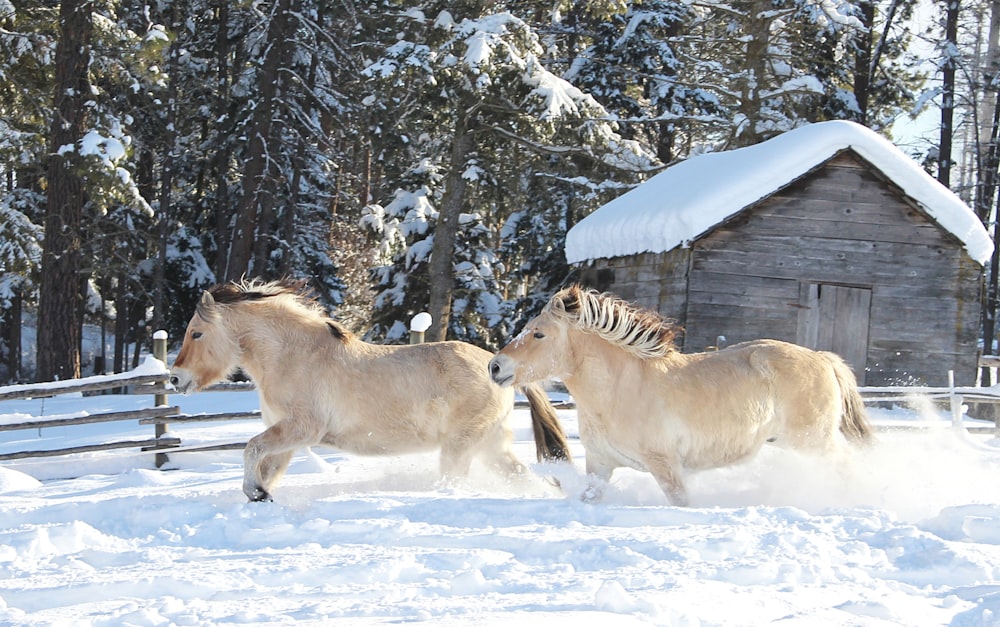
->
[360,4,657,345]
[35,0,93,381]
[0,1,50,380]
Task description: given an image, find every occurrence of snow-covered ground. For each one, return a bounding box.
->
[3,364,1000,626]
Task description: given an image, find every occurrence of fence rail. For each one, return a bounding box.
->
[138,410,261,425]
[0,406,180,433]
[2,341,1000,464]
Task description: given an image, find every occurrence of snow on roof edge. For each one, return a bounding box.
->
[565,121,994,266]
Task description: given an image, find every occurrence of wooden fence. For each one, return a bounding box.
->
[2,337,999,465]
[0,331,260,465]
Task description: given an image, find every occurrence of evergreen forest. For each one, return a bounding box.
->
[1,0,997,383]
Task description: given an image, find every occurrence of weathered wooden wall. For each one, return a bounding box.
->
[577,152,984,387]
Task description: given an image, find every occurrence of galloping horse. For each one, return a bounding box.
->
[169,278,570,502]
[488,285,872,505]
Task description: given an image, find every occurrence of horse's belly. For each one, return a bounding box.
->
[618,415,765,472]
[678,427,770,470]
[320,426,440,456]
[579,424,650,473]
[579,402,777,475]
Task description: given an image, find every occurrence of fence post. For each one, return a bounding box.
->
[948,369,963,429]
[410,312,432,345]
[153,330,170,468]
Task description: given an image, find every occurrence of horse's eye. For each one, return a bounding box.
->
[533,331,545,340]
[192,332,203,340]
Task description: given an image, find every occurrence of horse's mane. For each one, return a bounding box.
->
[203,278,352,340]
[545,285,679,359]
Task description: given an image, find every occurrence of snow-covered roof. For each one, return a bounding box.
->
[565,120,994,265]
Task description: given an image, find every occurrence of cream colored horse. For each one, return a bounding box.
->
[169,278,570,502]
[488,285,872,505]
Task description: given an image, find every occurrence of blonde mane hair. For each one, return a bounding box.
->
[545,285,679,359]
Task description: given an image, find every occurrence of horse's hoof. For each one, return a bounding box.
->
[247,488,272,502]
[581,486,601,503]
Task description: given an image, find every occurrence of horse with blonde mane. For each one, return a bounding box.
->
[169,278,570,502]
[488,285,872,505]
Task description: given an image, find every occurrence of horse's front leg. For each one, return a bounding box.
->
[246,450,294,502]
[243,418,322,502]
[582,455,615,503]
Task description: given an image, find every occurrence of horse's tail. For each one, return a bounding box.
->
[521,383,572,462]
[826,352,873,443]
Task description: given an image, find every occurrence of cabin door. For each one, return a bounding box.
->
[796,283,872,384]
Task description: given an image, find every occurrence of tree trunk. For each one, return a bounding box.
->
[865,0,901,124]
[426,114,476,342]
[36,0,92,382]
[984,172,1000,380]
[279,5,324,276]
[226,0,296,281]
[938,0,960,187]
[981,0,1000,152]
[152,5,179,334]
[734,0,771,146]
[213,0,233,282]
[656,120,675,164]
[978,1,1000,379]
[853,0,874,123]
[113,274,129,374]
[1,286,22,382]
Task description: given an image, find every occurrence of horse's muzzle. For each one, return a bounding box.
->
[488,356,514,387]
[168,370,195,394]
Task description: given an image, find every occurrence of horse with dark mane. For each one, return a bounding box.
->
[169,278,570,502]
[489,285,872,505]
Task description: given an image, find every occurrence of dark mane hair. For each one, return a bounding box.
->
[202,278,352,340]
[208,277,312,306]
[546,285,680,359]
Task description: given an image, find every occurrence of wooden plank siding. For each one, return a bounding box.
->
[576,151,985,387]
[796,284,872,381]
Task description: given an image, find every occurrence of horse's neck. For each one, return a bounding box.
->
[560,332,636,399]
[228,307,337,381]
[561,333,685,407]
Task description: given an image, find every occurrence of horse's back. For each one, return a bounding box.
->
[658,339,847,457]
[363,340,513,417]
[717,339,856,445]
[395,340,499,387]
[719,339,839,383]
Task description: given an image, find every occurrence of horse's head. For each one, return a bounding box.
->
[169,290,241,394]
[489,288,580,388]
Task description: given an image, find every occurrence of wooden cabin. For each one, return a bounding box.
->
[567,121,993,387]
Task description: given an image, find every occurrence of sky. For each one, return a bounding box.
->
[3,359,1000,626]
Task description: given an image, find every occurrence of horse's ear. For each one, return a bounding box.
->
[195,290,216,319]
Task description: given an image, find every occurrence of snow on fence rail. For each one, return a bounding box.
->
[1,334,999,464]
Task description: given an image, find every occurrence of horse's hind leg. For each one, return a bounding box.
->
[438,425,482,480]
[439,422,521,481]
[438,399,519,480]
[642,451,688,506]
[438,444,474,481]
[476,421,526,477]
